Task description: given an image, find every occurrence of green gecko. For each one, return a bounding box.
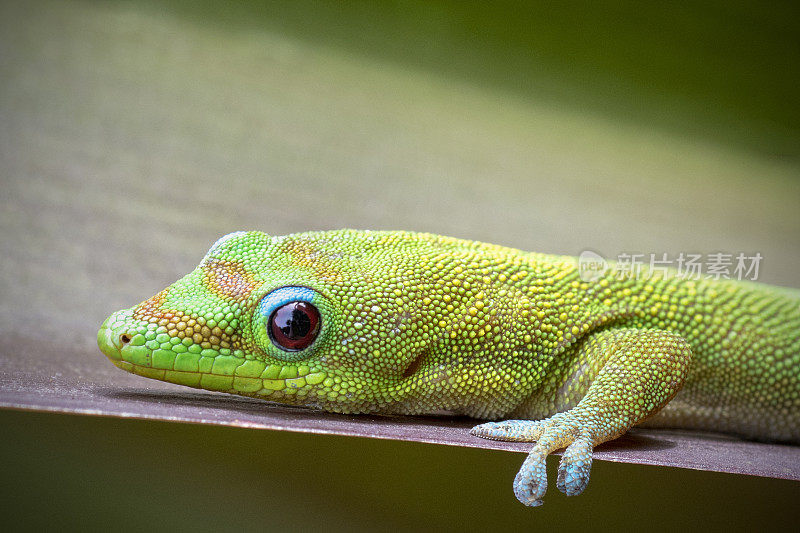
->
[97,230,800,506]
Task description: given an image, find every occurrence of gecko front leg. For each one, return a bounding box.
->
[472,328,692,506]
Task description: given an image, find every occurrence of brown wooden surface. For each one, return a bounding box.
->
[2,332,799,481]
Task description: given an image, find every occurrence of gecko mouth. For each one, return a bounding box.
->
[98,312,328,398]
[107,354,326,395]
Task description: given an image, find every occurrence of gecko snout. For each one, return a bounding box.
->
[97,311,141,364]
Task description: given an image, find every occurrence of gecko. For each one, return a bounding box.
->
[97,230,800,506]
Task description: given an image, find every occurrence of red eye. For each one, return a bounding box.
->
[269,301,321,351]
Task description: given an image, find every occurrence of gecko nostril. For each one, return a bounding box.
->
[119,334,131,345]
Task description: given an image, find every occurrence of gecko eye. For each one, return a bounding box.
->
[257,286,324,356]
[268,301,320,351]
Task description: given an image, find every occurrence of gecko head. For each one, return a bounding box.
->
[97,229,498,414]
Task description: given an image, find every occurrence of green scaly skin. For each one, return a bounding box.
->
[97,230,800,506]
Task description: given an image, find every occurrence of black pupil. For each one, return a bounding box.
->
[269,301,320,351]
[277,305,310,339]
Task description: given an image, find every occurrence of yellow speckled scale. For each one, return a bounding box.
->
[97,230,800,506]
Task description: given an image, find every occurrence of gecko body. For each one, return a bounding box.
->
[97,230,800,506]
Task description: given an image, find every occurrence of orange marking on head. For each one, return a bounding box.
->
[133,288,170,321]
[132,286,244,350]
[203,259,257,300]
[283,240,345,281]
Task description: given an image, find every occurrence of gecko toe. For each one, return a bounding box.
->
[470,419,549,442]
[556,437,593,496]
[513,446,548,506]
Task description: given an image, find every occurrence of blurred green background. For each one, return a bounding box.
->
[1,0,799,530]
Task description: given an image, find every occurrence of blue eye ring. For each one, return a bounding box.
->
[257,287,321,353]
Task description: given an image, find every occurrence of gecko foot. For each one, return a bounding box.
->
[471,414,593,506]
